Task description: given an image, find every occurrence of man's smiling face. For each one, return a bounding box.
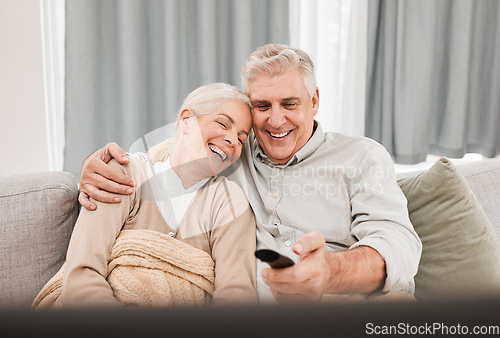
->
[248,68,319,164]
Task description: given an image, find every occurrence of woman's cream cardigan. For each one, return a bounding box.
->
[35,156,257,308]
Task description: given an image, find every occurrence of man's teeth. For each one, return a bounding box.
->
[269,131,290,138]
[209,145,227,161]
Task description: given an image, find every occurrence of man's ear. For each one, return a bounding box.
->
[312,87,319,116]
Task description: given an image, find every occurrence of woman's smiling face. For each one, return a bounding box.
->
[177,99,252,177]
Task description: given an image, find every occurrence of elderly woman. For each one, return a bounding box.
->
[33,83,256,308]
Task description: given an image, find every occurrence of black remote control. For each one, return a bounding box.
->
[255,249,295,269]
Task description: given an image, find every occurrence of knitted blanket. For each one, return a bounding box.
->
[32,229,215,309]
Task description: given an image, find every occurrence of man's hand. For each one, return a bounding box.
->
[260,231,331,303]
[260,231,386,303]
[79,142,136,211]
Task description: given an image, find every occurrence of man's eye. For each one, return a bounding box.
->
[255,105,270,111]
[284,103,297,109]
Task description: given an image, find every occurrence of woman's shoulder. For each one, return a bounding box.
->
[108,153,149,183]
[202,176,249,210]
[207,175,244,194]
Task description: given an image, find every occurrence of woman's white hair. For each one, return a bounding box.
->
[147,83,251,163]
[241,43,317,97]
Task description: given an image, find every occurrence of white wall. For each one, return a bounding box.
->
[0,0,49,176]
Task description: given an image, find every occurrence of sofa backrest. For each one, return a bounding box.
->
[455,159,500,240]
[0,171,78,308]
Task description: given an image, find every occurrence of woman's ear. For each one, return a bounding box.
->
[179,109,193,134]
[179,108,193,121]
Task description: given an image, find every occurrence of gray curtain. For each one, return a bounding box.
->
[365,0,500,164]
[64,0,289,177]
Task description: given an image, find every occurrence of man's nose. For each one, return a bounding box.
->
[268,106,286,128]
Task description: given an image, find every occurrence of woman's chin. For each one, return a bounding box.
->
[208,154,238,176]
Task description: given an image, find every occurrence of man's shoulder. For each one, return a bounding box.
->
[323,132,385,152]
[321,132,395,170]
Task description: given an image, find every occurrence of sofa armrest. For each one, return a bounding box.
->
[0,171,79,308]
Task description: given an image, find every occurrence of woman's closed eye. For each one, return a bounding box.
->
[238,134,248,145]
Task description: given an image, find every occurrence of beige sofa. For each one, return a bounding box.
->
[1,158,500,308]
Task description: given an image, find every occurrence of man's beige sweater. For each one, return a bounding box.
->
[61,157,257,307]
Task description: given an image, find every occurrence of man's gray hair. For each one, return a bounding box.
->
[241,43,317,97]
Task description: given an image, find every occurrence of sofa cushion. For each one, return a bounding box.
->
[0,171,78,308]
[455,159,500,241]
[398,158,500,300]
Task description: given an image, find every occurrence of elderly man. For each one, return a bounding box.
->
[79,43,422,303]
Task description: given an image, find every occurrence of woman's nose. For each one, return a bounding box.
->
[224,132,238,146]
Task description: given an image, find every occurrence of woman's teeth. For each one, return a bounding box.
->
[209,144,227,161]
[269,130,290,138]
